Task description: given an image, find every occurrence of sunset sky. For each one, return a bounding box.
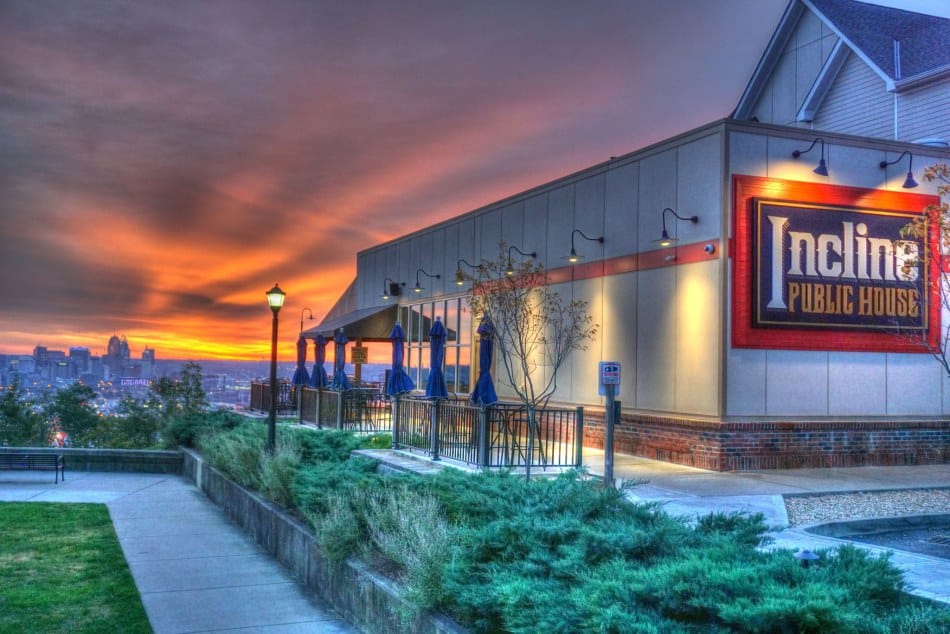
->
[2,0,945,362]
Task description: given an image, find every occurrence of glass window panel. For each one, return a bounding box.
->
[459,300,472,345]
[445,300,459,342]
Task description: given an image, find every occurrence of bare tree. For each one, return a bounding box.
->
[468,244,598,476]
[900,163,950,376]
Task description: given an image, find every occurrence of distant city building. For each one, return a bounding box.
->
[142,346,155,379]
[69,347,91,375]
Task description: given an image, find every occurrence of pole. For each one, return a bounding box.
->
[268,309,279,453]
[604,385,616,488]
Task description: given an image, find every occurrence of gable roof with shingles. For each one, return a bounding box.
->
[806,0,950,82]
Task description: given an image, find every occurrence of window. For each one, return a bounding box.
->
[402,297,472,394]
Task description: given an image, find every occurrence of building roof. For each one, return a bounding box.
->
[807,0,950,82]
[735,0,950,119]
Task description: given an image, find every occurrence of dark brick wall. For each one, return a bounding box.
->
[582,412,949,471]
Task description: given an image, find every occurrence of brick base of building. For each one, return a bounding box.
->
[581,411,949,471]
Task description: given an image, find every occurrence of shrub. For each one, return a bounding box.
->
[362,484,457,613]
[259,436,303,507]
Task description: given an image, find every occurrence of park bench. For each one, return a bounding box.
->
[0,453,65,483]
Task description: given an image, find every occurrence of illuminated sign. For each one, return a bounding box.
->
[754,201,925,332]
[120,378,151,387]
[733,175,939,352]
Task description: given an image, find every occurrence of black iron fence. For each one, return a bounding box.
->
[394,397,583,470]
[249,380,295,414]
[250,384,583,471]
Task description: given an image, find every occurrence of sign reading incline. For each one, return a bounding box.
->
[733,175,939,352]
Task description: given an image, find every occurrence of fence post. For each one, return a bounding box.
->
[313,387,323,429]
[391,396,400,449]
[336,391,343,430]
[478,406,489,468]
[575,406,584,468]
[430,401,441,461]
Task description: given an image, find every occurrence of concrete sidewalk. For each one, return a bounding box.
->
[583,451,950,604]
[0,471,354,634]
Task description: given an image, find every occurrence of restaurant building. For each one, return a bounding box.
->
[308,0,950,470]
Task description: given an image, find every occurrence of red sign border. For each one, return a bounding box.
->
[732,175,940,352]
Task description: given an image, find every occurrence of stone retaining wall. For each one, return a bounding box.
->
[0,447,182,473]
[181,448,466,634]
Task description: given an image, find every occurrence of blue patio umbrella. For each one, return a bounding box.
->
[425,316,448,399]
[309,334,329,388]
[331,328,351,390]
[386,322,415,396]
[291,334,310,386]
[470,316,498,405]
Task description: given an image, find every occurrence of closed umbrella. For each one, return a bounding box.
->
[425,316,448,399]
[387,322,415,396]
[331,328,351,390]
[291,334,310,386]
[309,334,329,388]
[470,316,498,405]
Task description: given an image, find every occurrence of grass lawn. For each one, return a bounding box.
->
[0,502,151,634]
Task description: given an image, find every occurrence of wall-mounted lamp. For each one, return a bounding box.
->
[505,246,537,276]
[382,277,404,300]
[299,307,313,332]
[455,259,481,286]
[791,137,828,176]
[654,207,698,247]
[879,150,918,188]
[562,229,604,263]
[413,268,440,293]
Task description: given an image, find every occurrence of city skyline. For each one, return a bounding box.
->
[2,0,945,361]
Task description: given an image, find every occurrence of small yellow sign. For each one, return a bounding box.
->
[350,346,368,364]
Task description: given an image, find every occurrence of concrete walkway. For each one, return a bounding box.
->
[583,450,950,604]
[3,454,948,630]
[0,471,355,634]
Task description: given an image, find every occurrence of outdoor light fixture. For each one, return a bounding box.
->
[299,307,313,332]
[563,229,604,263]
[413,268,440,293]
[455,258,481,286]
[791,137,829,176]
[382,277,404,300]
[654,207,698,247]
[505,245,537,276]
[879,150,918,188]
[794,549,820,569]
[265,283,285,453]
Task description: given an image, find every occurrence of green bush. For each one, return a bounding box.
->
[163,410,243,448]
[182,418,950,633]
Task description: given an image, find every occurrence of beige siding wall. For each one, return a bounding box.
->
[898,79,950,143]
[813,52,892,139]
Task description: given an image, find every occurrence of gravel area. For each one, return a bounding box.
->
[784,488,950,526]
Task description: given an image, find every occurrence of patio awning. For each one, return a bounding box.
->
[302,304,398,342]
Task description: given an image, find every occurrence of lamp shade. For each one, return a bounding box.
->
[266,284,286,310]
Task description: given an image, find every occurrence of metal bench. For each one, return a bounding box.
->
[0,453,65,483]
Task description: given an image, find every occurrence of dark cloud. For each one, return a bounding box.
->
[3,0,805,358]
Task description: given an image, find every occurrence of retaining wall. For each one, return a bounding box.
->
[0,447,182,473]
[180,448,466,634]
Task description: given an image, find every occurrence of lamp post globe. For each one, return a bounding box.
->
[265,283,285,452]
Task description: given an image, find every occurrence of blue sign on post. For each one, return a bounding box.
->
[598,361,621,488]
[598,361,620,396]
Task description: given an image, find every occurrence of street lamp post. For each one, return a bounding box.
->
[266,283,286,453]
[300,307,313,333]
